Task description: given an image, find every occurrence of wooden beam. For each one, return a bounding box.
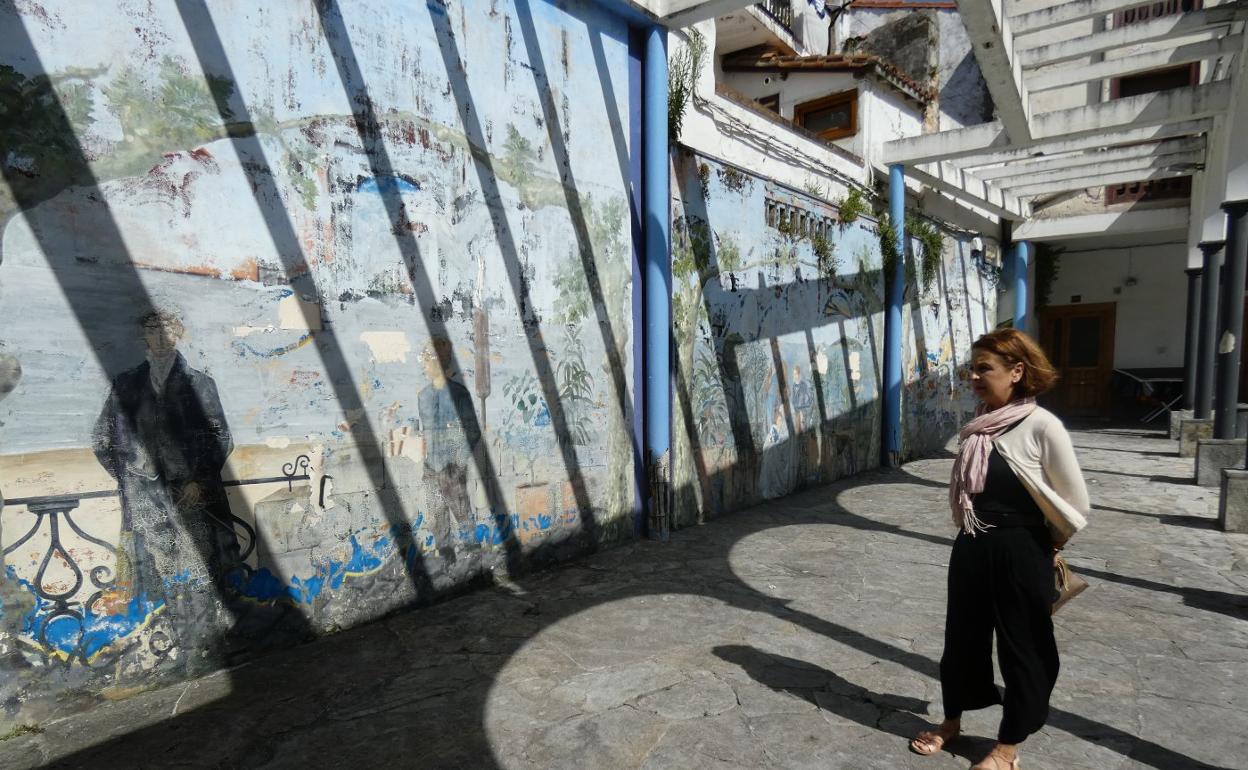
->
[958,0,1032,141]
[1013,208,1189,240]
[1010,168,1196,197]
[996,149,1205,190]
[1017,5,1246,68]
[954,119,1211,169]
[971,136,1206,181]
[1026,35,1243,93]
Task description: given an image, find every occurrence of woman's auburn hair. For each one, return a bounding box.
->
[972,328,1059,398]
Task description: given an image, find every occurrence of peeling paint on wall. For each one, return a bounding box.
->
[0,0,637,727]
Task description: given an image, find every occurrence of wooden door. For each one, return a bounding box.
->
[1038,303,1117,418]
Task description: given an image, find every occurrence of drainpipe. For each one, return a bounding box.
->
[883,164,906,467]
[643,25,671,539]
[1216,201,1248,438]
[1183,266,1203,411]
[1012,241,1032,335]
[1195,240,1225,420]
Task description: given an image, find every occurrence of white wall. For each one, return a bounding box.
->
[1044,240,1190,368]
[717,69,922,164]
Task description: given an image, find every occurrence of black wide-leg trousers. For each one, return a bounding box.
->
[940,526,1059,744]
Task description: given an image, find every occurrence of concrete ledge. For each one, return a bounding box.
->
[1219,468,1248,532]
[1195,438,1246,486]
[1170,408,1193,440]
[1179,417,1215,457]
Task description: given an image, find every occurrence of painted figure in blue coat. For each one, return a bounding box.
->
[416,336,481,558]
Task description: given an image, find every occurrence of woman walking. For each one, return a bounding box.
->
[910,329,1090,769]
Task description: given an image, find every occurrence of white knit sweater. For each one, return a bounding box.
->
[990,406,1091,540]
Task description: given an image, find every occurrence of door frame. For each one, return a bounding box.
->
[1037,302,1117,417]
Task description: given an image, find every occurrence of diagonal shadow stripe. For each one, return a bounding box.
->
[512,0,635,434]
[0,13,315,663]
[172,0,441,587]
[321,0,617,546]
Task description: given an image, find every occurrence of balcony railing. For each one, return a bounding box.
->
[756,0,794,32]
[2,454,314,665]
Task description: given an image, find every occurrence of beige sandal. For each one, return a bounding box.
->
[909,724,959,756]
[970,746,1020,769]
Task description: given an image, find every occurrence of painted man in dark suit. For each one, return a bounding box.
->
[416,336,480,558]
[92,310,238,666]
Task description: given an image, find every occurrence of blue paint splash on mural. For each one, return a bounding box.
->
[6,566,166,662]
[8,534,393,662]
[358,175,421,195]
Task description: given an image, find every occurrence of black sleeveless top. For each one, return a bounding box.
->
[972,421,1046,528]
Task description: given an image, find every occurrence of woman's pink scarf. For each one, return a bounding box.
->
[949,397,1037,535]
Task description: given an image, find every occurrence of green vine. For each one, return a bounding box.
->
[837,186,868,225]
[1035,243,1063,310]
[876,212,946,293]
[907,215,945,293]
[877,211,899,282]
[668,30,706,143]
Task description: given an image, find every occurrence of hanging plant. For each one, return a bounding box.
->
[837,186,868,225]
[1035,243,1063,310]
[668,30,706,143]
[906,215,945,293]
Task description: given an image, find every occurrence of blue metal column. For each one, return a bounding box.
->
[643,26,671,538]
[628,29,645,536]
[1013,240,1032,334]
[883,164,906,467]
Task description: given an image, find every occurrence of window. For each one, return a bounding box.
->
[1110,1,1201,100]
[794,90,857,141]
[756,93,780,114]
[1106,175,1192,204]
[1114,64,1198,98]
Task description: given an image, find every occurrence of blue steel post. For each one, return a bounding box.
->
[643,26,671,539]
[883,164,906,467]
[1014,241,1032,334]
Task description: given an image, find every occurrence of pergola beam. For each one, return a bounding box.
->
[1011,167,1197,198]
[954,119,1211,169]
[1031,80,1231,138]
[883,83,1226,166]
[662,0,756,27]
[1013,0,1201,36]
[958,0,1032,141]
[1017,5,1247,69]
[996,149,1205,190]
[1013,207,1190,240]
[1027,35,1243,93]
[908,162,1031,220]
[971,136,1206,181]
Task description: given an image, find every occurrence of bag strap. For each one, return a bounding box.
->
[1054,554,1071,591]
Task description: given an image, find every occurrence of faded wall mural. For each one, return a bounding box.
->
[0,0,636,722]
[669,150,998,525]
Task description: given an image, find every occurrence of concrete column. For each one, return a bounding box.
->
[1183,267,1202,410]
[1195,240,1225,419]
[882,164,906,467]
[1013,240,1032,335]
[1217,202,1248,438]
[643,25,670,538]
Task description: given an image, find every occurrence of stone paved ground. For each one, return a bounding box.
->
[3,424,1247,769]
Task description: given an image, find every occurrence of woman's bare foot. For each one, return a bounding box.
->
[970,742,1020,769]
[910,718,960,756]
